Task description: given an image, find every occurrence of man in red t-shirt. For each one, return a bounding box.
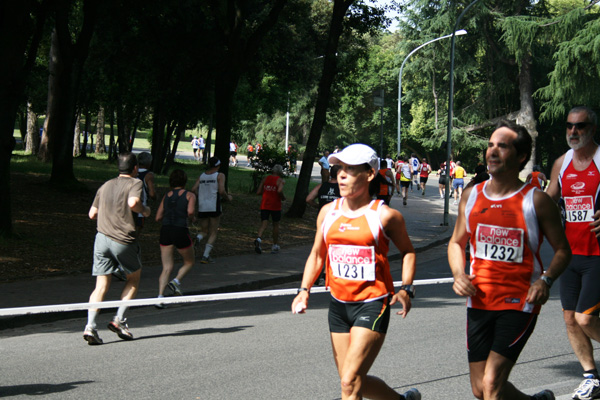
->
[419,158,432,196]
[254,164,285,254]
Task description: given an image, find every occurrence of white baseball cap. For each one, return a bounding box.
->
[327,144,379,171]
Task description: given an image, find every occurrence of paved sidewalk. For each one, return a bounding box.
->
[0,179,458,329]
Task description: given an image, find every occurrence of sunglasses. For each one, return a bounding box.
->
[566,122,591,130]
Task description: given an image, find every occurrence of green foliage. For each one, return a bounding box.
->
[537,8,600,121]
[248,145,291,192]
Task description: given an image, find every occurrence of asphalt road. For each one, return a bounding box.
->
[0,243,597,399]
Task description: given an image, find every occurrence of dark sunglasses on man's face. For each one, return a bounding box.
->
[566,122,591,130]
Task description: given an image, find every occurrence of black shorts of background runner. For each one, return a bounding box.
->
[467,308,537,363]
[260,209,281,222]
[328,296,391,334]
[159,225,193,249]
[560,254,600,315]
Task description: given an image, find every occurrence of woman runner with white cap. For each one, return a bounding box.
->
[291,143,420,400]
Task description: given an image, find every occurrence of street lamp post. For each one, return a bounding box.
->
[285,92,290,153]
[443,0,482,226]
[397,30,467,158]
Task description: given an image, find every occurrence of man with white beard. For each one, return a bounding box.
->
[547,106,600,400]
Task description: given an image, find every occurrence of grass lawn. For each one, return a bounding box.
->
[2,151,319,282]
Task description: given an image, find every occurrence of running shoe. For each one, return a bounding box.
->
[271,244,280,254]
[83,326,103,345]
[402,388,421,400]
[107,317,134,340]
[532,389,555,400]
[168,279,183,295]
[453,200,458,205]
[254,238,262,254]
[154,302,167,309]
[403,197,407,206]
[200,256,215,264]
[573,376,600,399]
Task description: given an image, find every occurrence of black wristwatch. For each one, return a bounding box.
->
[399,285,415,298]
[540,275,553,288]
[297,287,310,294]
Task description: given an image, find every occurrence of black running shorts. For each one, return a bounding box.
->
[560,254,600,315]
[159,225,193,249]
[467,308,537,363]
[328,296,391,334]
[260,209,281,222]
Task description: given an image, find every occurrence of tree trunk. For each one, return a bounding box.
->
[73,112,81,157]
[48,0,99,187]
[210,0,287,180]
[26,102,40,154]
[0,0,48,237]
[151,101,166,174]
[80,110,90,157]
[516,54,537,176]
[38,29,58,163]
[432,72,439,131]
[287,0,354,218]
[95,106,105,154]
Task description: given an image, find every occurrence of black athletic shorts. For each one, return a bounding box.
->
[560,254,600,315]
[400,180,410,188]
[420,177,428,184]
[159,225,193,249]
[467,308,537,363]
[328,296,391,334]
[439,176,447,185]
[260,209,281,222]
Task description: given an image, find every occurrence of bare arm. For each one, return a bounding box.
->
[546,155,565,201]
[447,186,477,297]
[526,190,572,304]
[256,176,267,195]
[129,196,150,217]
[145,172,157,200]
[89,206,98,220]
[191,176,200,195]
[155,194,166,222]
[291,204,331,313]
[381,206,416,317]
[306,184,322,208]
[186,191,197,219]
[218,173,233,202]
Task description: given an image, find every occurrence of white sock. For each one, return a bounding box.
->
[87,310,98,329]
[173,278,181,285]
[203,244,213,258]
[116,305,128,321]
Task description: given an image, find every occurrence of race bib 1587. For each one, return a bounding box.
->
[329,244,376,281]
[474,224,524,263]
[564,196,595,222]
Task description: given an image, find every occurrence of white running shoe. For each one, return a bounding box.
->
[254,238,262,254]
[271,244,280,254]
[573,376,600,399]
[83,325,103,345]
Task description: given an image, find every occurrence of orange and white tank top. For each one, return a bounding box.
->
[528,171,542,190]
[322,198,394,303]
[558,148,600,256]
[465,181,543,313]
